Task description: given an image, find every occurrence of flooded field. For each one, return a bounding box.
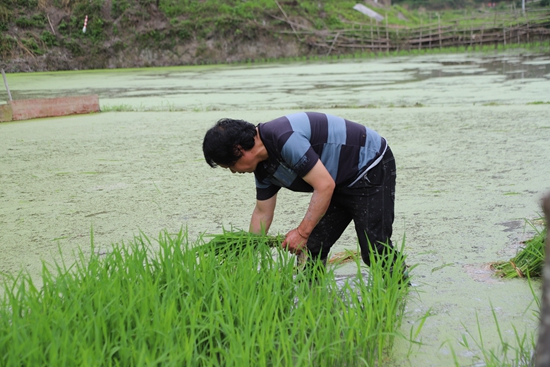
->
[1,50,550,366]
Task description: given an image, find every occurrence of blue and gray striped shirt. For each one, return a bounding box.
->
[254,112,387,201]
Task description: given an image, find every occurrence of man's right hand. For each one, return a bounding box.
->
[282,228,308,254]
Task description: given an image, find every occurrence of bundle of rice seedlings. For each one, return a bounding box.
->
[328,249,360,265]
[196,228,283,258]
[492,220,546,279]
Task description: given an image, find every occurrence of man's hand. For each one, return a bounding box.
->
[282,228,308,254]
[249,195,277,234]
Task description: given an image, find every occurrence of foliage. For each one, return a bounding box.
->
[492,219,547,278]
[393,0,498,10]
[0,229,413,366]
[0,4,11,24]
[15,14,46,28]
[21,36,44,55]
[0,34,16,58]
[62,38,83,56]
[15,0,38,6]
[451,302,538,366]
[2,0,548,70]
[40,31,58,47]
[196,228,283,258]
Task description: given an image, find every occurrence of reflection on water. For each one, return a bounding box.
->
[409,54,550,81]
[1,51,549,108]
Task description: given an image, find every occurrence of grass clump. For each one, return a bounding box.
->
[196,228,283,258]
[451,301,538,367]
[492,219,546,279]
[0,229,412,366]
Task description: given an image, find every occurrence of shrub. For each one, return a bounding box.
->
[0,34,16,57]
[21,37,44,55]
[40,31,58,47]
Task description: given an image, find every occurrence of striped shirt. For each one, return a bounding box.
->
[254,112,387,201]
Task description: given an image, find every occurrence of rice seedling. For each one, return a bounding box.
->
[194,228,283,260]
[0,228,413,366]
[448,278,540,367]
[492,218,546,279]
[101,103,135,112]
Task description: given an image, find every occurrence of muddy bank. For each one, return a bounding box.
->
[3,35,307,73]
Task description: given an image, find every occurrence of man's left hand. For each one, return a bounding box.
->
[282,228,308,255]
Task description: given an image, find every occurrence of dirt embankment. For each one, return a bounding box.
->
[1,2,320,73]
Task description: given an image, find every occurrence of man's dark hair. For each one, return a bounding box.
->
[203,118,257,167]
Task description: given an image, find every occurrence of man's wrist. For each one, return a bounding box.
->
[296,227,308,238]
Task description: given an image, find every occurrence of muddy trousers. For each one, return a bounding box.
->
[306,147,397,268]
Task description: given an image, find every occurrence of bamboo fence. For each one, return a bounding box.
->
[274,10,550,54]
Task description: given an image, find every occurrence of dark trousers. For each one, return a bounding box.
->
[307,147,397,267]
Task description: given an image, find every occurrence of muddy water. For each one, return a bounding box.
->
[1,50,550,366]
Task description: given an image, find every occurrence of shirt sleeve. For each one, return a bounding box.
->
[280,133,319,177]
[255,176,281,201]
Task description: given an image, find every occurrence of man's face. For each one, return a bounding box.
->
[220,149,256,174]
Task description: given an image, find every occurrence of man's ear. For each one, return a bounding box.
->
[232,145,244,156]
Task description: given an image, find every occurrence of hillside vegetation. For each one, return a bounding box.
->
[0,0,547,72]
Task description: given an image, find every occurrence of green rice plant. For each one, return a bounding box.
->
[455,309,536,367]
[448,278,540,367]
[101,103,135,112]
[492,219,546,278]
[0,228,413,366]
[196,228,282,258]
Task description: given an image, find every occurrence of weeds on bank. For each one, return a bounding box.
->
[0,229,413,366]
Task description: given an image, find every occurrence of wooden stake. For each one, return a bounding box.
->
[419,19,422,51]
[385,17,389,53]
[480,26,484,47]
[370,18,374,51]
[326,32,340,56]
[1,68,12,101]
[429,13,432,49]
[438,13,442,50]
[376,22,380,52]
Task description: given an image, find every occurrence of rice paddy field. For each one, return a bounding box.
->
[1,48,550,366]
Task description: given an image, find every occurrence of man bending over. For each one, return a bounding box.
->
[202,112,405,276]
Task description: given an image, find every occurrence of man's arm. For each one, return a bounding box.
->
[282,159,335,254]
[249,194,277,235]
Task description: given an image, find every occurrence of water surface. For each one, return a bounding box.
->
[1,50,550,366]
[2,51,549,110]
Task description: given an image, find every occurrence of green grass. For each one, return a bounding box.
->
[4,0,549,65]
[0,229,413,366]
